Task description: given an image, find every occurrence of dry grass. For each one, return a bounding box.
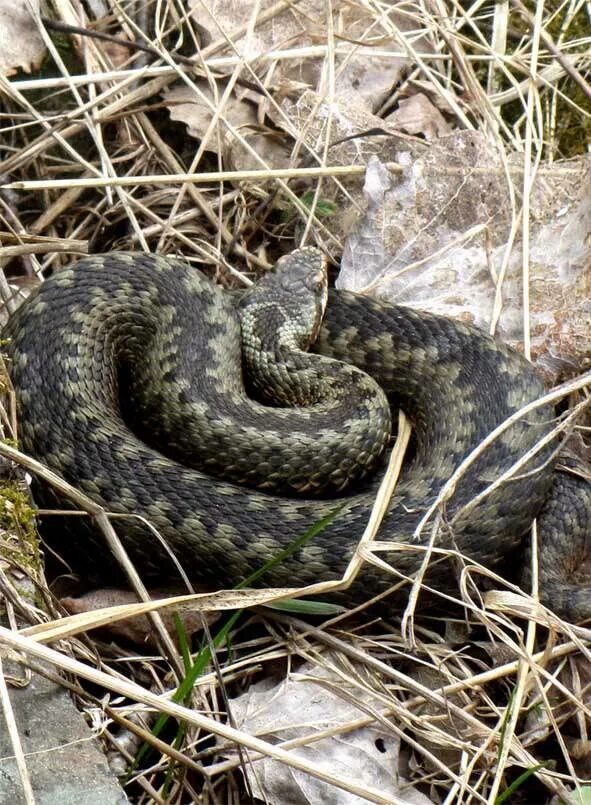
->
[1,1,591,803]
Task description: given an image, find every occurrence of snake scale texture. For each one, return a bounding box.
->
[3,248,591,619]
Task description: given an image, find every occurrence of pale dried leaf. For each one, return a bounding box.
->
[273,89,426,254]
[337,133,591,382]
[0,0,45,76]
[223,663,432,804]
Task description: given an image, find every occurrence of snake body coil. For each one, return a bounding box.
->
[4,249,590,617]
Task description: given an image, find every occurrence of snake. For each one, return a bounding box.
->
[3,247,590,619]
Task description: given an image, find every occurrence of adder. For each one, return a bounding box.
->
[3,247,590,618]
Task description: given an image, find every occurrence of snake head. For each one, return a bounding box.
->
[238,247,328,352]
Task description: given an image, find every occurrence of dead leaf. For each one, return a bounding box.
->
[386,93,451,140]
[61,587,217,648]
[189,0,417,112]
[163,82,292,171]
[337,133,591,382]
[164,83,256,147]
[0,0,45,76]
[222,661,432,804]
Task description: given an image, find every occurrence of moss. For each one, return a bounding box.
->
[0,481,42,578]
[455,3,590,158]
[519,2,591,157]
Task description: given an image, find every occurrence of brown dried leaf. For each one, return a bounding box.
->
[386,93,451,140]
[163,82,292,171]
[61,587,218,648]
[189,0,415,112]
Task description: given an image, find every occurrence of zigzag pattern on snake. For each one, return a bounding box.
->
[3,248,590,618]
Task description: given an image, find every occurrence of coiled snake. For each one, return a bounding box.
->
[3,248,590,618]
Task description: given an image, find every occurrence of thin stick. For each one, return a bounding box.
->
[0,657,35,804]
[2,163,403,191]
